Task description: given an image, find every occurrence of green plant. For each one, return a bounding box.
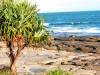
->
[46,68,74,75]
[0,71,10,75]
[0,69,11,75]
[0,0,49,75]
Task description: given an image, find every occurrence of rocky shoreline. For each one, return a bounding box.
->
[46,36,100,53]
[0,36,100,75]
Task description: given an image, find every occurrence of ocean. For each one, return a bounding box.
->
[39,11,100,37]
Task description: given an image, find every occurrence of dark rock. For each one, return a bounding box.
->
[61,61,68,65]
[96,40,100,42]
[45,62,54,65]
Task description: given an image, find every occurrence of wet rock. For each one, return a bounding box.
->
[96,40,100,42]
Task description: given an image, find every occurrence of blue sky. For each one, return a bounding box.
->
[30,0,100,13]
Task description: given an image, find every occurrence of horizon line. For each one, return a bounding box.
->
[38,10,100,13]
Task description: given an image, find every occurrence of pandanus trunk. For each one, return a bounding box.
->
[8,41,17,75]
[7,39,24,75]
[10,60,17,75]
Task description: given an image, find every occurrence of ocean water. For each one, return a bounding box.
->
[39,11,100,37]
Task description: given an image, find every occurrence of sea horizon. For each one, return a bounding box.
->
[39,10,100,14]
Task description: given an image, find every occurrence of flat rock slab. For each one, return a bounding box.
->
[29,66,46,74]
[76,70,96,75]
[0,43,100,75]
[17,65,58,75]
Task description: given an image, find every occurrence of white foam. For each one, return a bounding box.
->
[49,27,100,33]
[85,28,100,33]
[43,23,49,27]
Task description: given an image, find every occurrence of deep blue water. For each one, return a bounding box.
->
[39,11,100,37]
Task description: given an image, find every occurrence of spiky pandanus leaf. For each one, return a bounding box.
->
[0,0,49,46]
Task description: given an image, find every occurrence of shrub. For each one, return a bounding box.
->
[46,68,74,75]
[0,70,11,75]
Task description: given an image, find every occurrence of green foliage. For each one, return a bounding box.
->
[0,70,11,75]
[0,0,49,46]
[0,68,73,75]
[0,71,10,75]
[46,68,74,75]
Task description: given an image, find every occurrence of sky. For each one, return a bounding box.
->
[29,0,100,13]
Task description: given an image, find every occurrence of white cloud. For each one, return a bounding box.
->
[30,0,100,12]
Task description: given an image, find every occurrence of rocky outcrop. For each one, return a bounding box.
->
[0,36,100,75]
[45,37,100,54]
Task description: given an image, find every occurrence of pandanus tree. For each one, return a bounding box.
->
[0,0,49,75]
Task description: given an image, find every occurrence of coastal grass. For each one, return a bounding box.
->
[46,68,74,75]
[0,70,11,75]
[0,68,74,75]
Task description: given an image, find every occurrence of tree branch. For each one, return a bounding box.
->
[14,43,26,60]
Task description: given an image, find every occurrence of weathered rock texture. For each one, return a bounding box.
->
[0,37,100,75]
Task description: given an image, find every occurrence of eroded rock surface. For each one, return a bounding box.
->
[0,37,100,75]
